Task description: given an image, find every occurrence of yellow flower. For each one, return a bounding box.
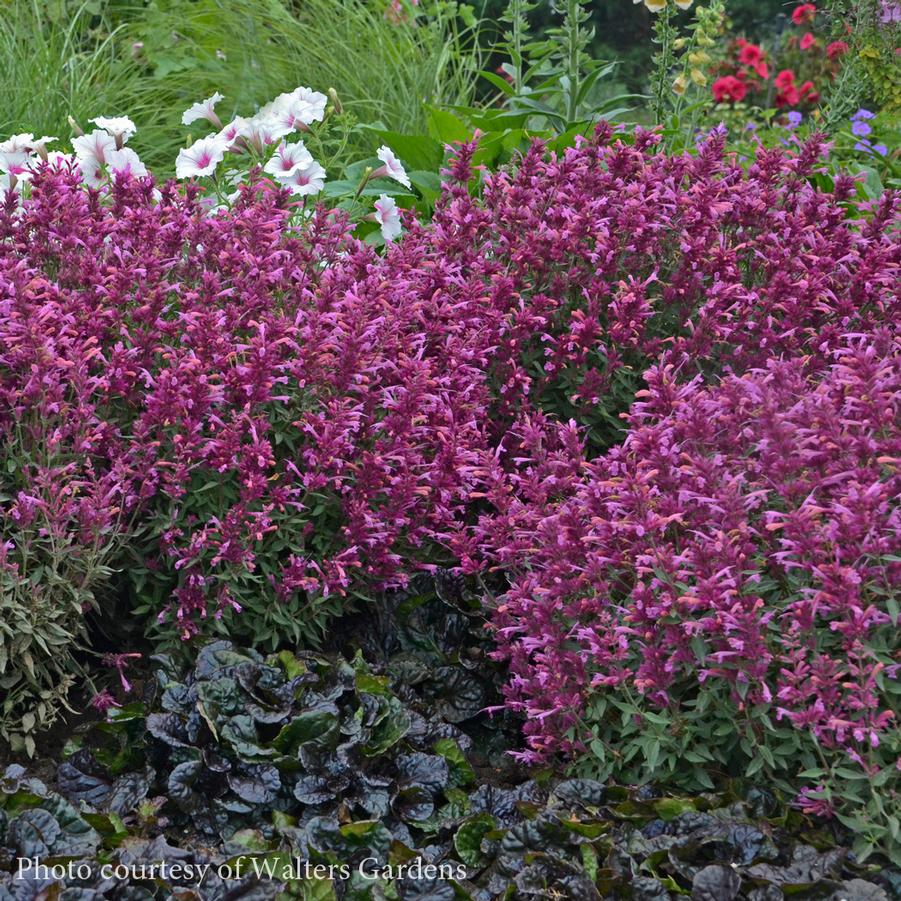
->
[675,0,693,8]
[690,67,707,86]
[673,74,688,95]
[688,51,711,66]
[644,0,667,11]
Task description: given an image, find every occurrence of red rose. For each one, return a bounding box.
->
[712,75,748,103]
[827,40,849,58]
[738,43,763,65]
[774,69,796,90]
[776,86,801,107]
[800,32,815,51]
[792,3,816,25]
[799,81,819,103]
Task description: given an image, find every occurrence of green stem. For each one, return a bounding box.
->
[566,0,581,123]
[652,2,674,126]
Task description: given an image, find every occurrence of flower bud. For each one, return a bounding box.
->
[328,87,343,115]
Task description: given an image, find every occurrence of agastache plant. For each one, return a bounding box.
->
[480,332,901,859]
[1,107,899,861]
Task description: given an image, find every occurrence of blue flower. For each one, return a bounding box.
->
[854,138,887,157]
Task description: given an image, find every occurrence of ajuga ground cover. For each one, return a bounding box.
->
[1,111,900,876]
[1,589,899,900]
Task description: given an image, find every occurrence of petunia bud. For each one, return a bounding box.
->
[328,87,343,115]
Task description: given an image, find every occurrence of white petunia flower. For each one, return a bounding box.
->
[181,92,224,128]
[0,134,36,172]
[230,113,293,152]
[73,129,116,166]
[247,111,294,145]
[90,116,137,144]
[278,159,326,196]
[263,140,314,178]
[0,152,31,175]
[288,86,327,123]
[259,86,327,132]
[373,193,402,241]
[0,133,35,151]
[45,150,76,169]
[257,104,304,138]
[175,134,229,179]
[374,145,411,189]
[218,117,249,149]
[30,136,58,161]
[78,155,104,188]
[106,147,148,181]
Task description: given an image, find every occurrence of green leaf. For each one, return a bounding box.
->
[478,70,516,96]
[356,127,443,172]
[426,107,472,145]
[454,813,495,867]
[654,797,696,821]
[361,696,411,755]
[434,739,476,789]
[272,710,339,755]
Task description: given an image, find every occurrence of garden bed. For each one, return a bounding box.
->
[1,0,900,897]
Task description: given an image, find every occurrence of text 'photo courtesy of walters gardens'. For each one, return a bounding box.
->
[14,855,467,885]
[0,0,899,898]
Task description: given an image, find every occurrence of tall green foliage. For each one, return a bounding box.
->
[0,1,146,145]
[124,0,482,168]
[1,0,482,172]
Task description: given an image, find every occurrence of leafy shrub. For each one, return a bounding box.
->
[709,3,842,111]
[483,332,901,863]
[1,155,482,650]
[58,639,482,898]
[0,448,128,756]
